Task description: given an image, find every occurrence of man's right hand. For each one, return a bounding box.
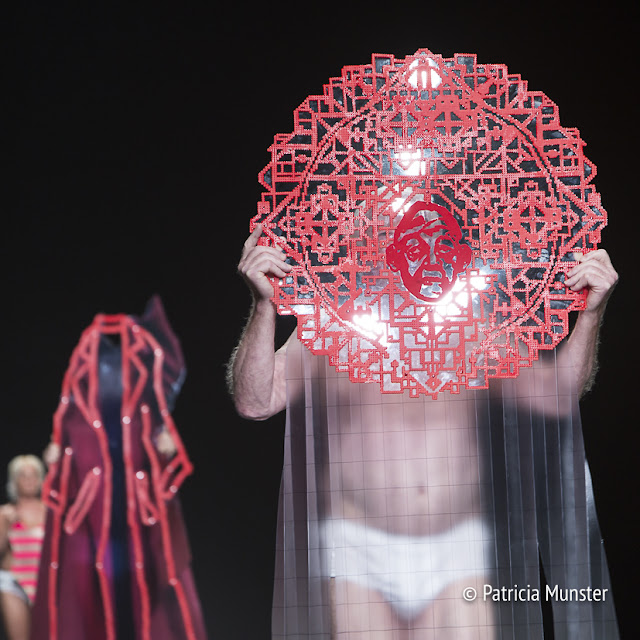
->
[238,224,292,301]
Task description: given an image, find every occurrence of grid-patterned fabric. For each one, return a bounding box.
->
[272,336,619,638]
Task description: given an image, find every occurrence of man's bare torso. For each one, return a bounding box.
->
[288,336,485,537]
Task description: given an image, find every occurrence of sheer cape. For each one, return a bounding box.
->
[272,336,618,639]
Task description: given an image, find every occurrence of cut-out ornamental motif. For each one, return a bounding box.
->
[252,49,605,396]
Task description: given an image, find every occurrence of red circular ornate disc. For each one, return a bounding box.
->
[253,49,605,396]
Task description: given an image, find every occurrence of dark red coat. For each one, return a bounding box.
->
[31,297,207,640]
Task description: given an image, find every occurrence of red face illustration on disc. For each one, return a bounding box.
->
[386,202,472,301]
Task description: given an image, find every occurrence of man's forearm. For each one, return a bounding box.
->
[231,223,292,419]
[559,249,617,397]
[562,307,604,397]
[228,298,281,420]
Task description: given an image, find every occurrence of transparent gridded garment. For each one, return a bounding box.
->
[271,336,618,639]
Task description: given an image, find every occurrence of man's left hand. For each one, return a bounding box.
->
[566,249,618,313]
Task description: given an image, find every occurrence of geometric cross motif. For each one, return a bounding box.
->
[253,49,606,396]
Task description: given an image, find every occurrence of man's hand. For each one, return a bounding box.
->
[562,249,618,396]
[229,223,292,419]
[566,250,618,313]
[238,224,292,301]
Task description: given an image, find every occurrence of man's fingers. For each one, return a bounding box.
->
[239,249,292,303]
[242,223,265,253]
[566,262,606,288]
[247,246,289,262]
[243,254,291,278]
[573,249,613,267]
[238,224,294,302]
[580,249,614,270]
[567,250,615,282]
[567,258,607,278]
[240,248,291,273]
[241,225,289,264]
[249,264,290,280]
[565,258,618,293]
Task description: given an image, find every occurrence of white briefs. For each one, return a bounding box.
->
[0,569,30,605]
[321,517,494,621]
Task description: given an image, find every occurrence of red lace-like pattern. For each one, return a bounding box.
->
[253,49,605,396]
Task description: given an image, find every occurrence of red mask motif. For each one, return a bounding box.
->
[386,202,472,301]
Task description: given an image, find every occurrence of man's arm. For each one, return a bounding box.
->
[502,250,617,412]
[227,224,293,420]
[561,249,618,396]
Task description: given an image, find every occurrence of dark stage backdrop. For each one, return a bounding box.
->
[4,3,637,638]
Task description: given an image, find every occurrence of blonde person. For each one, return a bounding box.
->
[0,455,46,640]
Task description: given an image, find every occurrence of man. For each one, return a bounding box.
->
[229,223,618,639]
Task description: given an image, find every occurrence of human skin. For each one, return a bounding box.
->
[230,226,616,419]
[229,225,617,637]
[0,461,46,640]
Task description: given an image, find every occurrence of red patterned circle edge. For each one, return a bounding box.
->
[252,49,605,396]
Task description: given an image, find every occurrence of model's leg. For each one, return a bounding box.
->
[330,576,495,639]
[0,592,30,640]
[331,578,411,640]
[411,575,495,640]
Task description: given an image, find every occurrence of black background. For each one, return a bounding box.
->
[4,2,637,638]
